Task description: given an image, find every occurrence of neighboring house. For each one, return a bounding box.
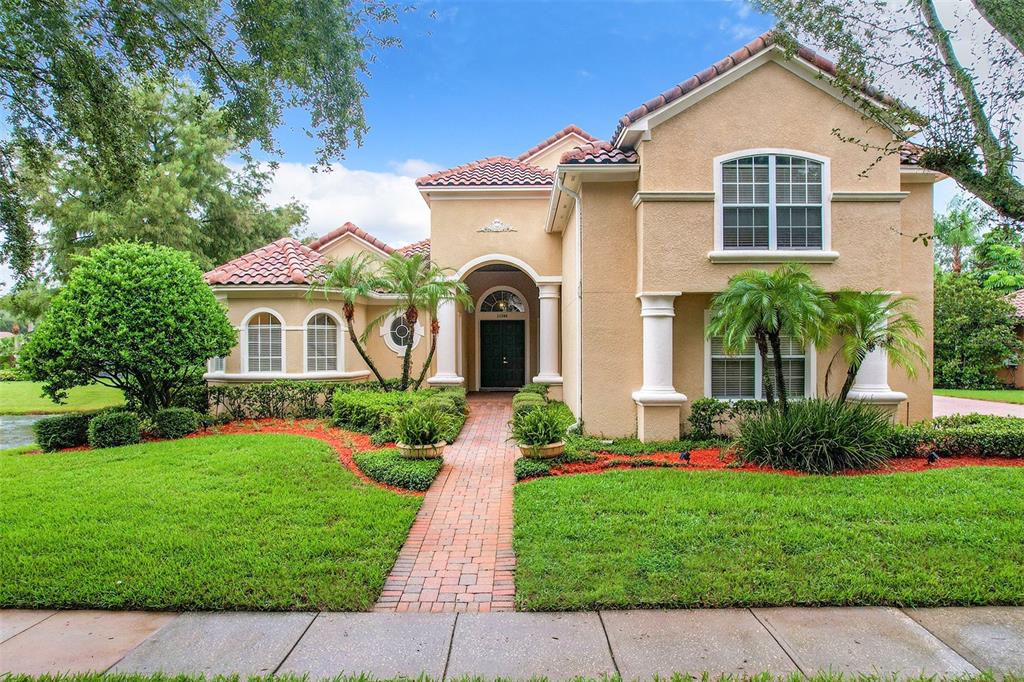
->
[1001,290,1024,388]
[205,31,940,440]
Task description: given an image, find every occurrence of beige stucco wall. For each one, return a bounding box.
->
[317,235,391,263]
[561,210,581,416]
[521,133,593,172]
[428,196,561,277]
[579,181,642,437]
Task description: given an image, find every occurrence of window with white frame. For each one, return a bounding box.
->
[721,154,824,250]
[209,356,226,373]
[306,313,338,371]
[381,312,423,354]
[480,290,525,313]
[246,312,283,372]
[708,333,807,400]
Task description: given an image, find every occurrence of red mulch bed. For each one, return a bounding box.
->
[544,447,1024,479]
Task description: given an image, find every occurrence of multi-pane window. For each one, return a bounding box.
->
[709,332,807,400]
[209,356,226,373]
[480,290,525,313]
[721,154,824,250]
[306,313,338,372]
[390,315,415,349]
[246,312,283,372]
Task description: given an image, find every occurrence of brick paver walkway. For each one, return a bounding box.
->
[374,393,517,613]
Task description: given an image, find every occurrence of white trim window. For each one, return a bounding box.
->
[306,313,339,372]
[480,289,526,313]
[716,150,830,252]
[381,312,424,355]
[707,333,810,400]
[208,356,226,373]
[246,312,283,372]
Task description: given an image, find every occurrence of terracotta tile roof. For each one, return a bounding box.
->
[611,30,895,146]
[899,142,925,166]
[1007,289,1024,318]
[204,237,326,285]
[560,141,639,165]
[308,221,396,254]
[416,156,553,188]
[516,124,598,161]
[398,238,431,258]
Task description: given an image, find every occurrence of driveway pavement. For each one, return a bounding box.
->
[933,395,1024,418]
[2,607,1022,678]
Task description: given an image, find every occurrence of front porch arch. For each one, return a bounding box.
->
[454,253,561,285]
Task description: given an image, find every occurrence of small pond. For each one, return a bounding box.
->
[1,414,46,449]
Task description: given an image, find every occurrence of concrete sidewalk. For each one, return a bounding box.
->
[2,607,1022,679]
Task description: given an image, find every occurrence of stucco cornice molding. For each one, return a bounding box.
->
[631,191,715,207]
[831,191,910,203]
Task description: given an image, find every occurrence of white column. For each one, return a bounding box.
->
[427,297,463,386]
[846,342,907,404]
[533,283,562,384]
[631,293,687,405]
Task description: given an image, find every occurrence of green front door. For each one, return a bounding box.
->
[480,320,525,389]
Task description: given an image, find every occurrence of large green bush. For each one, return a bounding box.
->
[154,407,200,439]
[33,412,92,451]
[19,242,235,416]
[353,448,443,491]
[333,386,466,445]
[87,411,141,449]
[934,274,1022,389]
[735,399,896,474]
[892,414,1024,458]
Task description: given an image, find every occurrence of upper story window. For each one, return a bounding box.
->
[306,313,338,372]
[480,290,525,313]
[719,152,827,252]
[246,311,283,372]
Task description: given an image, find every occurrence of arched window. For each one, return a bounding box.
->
[381,312,423,354]
[720,153,825,250]
[246,312,283,372]
[306,313,338,372]
[480,289,525,313]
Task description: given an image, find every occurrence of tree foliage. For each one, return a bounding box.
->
[19,242,236,415]
[968,224,1024,293]
[25,81,307,278]
[758,0,1024,223]
[933,197,983,274]
[0,0,402,281]
[933,273,1022,389]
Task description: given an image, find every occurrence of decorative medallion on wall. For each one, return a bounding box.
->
[477,218,517,233]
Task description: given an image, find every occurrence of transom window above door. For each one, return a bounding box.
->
[719,152,828,251]
[480,290,525,313]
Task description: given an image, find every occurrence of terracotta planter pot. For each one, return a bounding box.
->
[519,441,564,459]
[397,441,447,459]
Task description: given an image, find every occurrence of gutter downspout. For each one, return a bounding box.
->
[556,176,584,429]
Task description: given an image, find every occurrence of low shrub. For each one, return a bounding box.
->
[511,404,567,447]
[394,404,455,445]
[735,399,896,474]
[87,411,141,449]
[687,397,767,438]
[892,413,1024,458]
[353,448,443,491]
[210,380,362,420]
[154,407,200,439]
[519,383,550,397]
[34,412,92,452]
[0,367,23,381]
[514,457,552,481]
[511,391,546,417]
[335,387,467,445]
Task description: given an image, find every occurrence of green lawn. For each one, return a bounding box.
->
[934,388,1024,404]
[0,380,124,414]
[514,467,1024,611]
[0,434,421,610]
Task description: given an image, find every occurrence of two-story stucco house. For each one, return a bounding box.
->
[204,32,941,441]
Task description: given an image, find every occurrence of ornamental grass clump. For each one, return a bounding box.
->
[511,404,566,448]
[393,404,454,446]
[735,398,896,474]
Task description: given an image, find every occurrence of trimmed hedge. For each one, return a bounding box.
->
[514,457,552,481]
[892,414,1024,458]
[87,411,141,449]
[34,412,92,452]
[353,448,444,491]
[333,387,467,445]
[209,380,349,420]
[154,407,200,439]
[519,383,550,397]
[511,391,546,417]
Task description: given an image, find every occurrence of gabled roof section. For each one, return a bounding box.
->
[308,221,396,255]
[517,125,598,162]
[416,156,553,189]
[204,237,326,285]
[611,30,896,148]
[560,141,638,165]
[398,238,431,258]
[1007,289,1024,318]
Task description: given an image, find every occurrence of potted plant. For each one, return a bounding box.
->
[394,404,452,459]
[510,405,565,459]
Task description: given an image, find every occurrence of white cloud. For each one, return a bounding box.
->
[265,162,431,248]
[387,158,441,177]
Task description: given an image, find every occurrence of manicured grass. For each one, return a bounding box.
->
[934,388,1024,404]
[514,467,1024,611]
[0,380,124,414]
[0,434,421,610]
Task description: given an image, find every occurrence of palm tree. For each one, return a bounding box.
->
[368,252,473,391]
[707,264,832,414]
[934,199,981,274]
[827,290,928,402]
[307,251,390,390]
